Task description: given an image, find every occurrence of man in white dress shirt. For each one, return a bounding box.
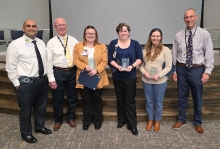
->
[6,20,52,143]
[47,18,78,131]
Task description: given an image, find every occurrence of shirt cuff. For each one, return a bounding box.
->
[12,79,20,87]
[48,76,55,82]
[204,69,212,75]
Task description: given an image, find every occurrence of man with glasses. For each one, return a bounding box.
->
[6,19,52,143]
[47,18,78,131]
[172,8,214,134]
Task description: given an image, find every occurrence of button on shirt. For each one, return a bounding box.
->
[172,26,214,74]
[46,34,78,82]
[6,35,47,87]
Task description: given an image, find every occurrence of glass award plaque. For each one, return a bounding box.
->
[121,58,129,70]
[149,67,158,77]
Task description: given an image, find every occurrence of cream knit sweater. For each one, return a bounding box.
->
[139,46,172,84]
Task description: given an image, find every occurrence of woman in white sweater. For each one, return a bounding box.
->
[139,28,172,132]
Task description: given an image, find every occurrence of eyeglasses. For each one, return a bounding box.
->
[184,15,195,20]
[85,33,95,35]
[55,24,67,27]
[119,30,128,33]
[25,24,37,28]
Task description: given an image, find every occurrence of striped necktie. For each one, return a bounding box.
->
[186,31,193,69]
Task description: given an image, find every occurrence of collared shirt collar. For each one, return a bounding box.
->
[57,34,67,40]
[186,26,197,34]
[23,34,36,42]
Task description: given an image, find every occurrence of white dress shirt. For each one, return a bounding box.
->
[172,26,214,74]
[6,34,47,87]
[46,34,78,82]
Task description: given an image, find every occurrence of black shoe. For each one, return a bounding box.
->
[95,124,102,130]
[35,127,52,134]
[22,134,37,143]
[83,124,90,130]
[117,123,125,128]
[131,128,138,135]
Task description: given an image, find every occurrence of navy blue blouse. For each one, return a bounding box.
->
[108,39,143,79]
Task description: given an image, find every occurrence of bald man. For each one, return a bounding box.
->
[172,8,214,134]
[6,20,52,143]
[47,18,78,131]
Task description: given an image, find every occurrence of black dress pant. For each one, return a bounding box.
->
[52,67,77,123]
[113,78,137,129]
[80,87,103,125]
[14,75,48,137]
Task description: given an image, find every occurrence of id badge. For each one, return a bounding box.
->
[25,42,33,47]
[63,59,69,63]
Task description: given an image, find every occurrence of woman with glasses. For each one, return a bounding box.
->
[140,28,172,132]
[108,23,143,135]
[73,25,109,130]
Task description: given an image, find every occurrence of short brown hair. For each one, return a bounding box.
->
[83,25,99,46]
[116,23,131,33]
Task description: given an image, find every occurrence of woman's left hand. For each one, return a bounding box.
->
[124,65,133,72]
[151,74,160,80]
[88,69,97,76]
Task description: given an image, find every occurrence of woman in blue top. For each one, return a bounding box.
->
[108,23,143,135]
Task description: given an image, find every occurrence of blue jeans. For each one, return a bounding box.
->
[142,81,167,121]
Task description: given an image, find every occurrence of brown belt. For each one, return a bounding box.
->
[54,66,74,72]
[177,62,203,68]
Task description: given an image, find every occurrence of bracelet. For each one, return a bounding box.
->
[131,64,135,68]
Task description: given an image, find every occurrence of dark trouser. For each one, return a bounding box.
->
[14,75,48,137]
[113,78,137,130]
[80,87,103,125]
[52,66,77,123]
[177,65,204,125]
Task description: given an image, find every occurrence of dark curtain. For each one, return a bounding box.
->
[49,0,53,38]
[200,0,204,28]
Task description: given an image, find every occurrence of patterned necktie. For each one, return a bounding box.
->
[63,37,72,67]
[186,30,193,69]
[32,40,44,76]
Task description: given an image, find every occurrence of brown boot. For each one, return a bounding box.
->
[154,121,160,132]
[146,120,153,131]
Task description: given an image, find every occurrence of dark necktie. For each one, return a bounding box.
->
[32,40,44,76]
[186,30,193,69]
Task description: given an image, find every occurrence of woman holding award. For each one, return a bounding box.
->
[73,25,109,130]
[139,28,172,132]
[108,23,143,135]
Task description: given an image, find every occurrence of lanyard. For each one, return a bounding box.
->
[57,35,68,55]
[185,26,197,49]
